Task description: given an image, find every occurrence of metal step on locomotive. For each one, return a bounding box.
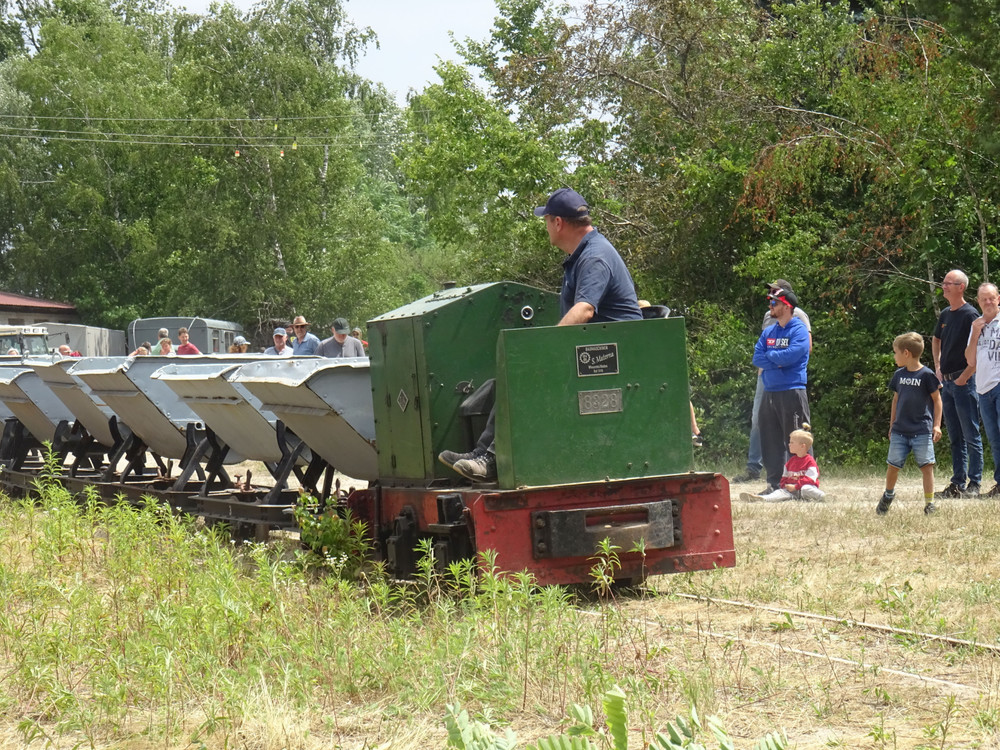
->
[0,283,735,585]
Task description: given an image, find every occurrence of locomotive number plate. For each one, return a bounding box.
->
[578,388,622,415]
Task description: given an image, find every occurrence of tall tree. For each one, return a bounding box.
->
[0,0,420,330]
[403,0,1000,461]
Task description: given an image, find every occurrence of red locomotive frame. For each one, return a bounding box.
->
[348,472,734,585]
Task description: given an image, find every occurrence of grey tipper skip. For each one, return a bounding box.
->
[31,357,119,447]
[232,358,378,481]
[152,362,284,463]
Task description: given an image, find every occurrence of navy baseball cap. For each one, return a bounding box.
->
[533,188,590,218]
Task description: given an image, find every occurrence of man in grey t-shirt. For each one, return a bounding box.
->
[316,318,365,358]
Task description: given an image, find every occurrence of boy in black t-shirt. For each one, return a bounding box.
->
[878,332,943,515]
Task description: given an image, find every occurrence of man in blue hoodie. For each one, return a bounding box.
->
[752,287,811,493]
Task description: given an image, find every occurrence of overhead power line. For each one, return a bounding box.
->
[0,110,435,124]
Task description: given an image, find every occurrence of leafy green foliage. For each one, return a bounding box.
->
[293,496,370,578]
[399,0,1000,461]
[589,538,622,598]
[447,685,788,750]
[446,704,519,750]
[0,0,435,331]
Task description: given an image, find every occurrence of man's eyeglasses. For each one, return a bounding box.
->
[293,324,307,328]
[769,299,779,306]
[942,281,963,286]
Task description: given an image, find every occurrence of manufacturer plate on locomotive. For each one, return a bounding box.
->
[576,343,619,377]
[578,388,623,415]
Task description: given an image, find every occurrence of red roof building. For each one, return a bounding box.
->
[0,292,79,325]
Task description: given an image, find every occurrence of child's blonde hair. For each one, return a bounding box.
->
[893,331,925,359]
[790,423,814,448]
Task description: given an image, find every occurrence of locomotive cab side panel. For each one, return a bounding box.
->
[494,317,693,488]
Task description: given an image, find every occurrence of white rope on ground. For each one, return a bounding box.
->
[576,608,984,698]
[673,593,1000,655]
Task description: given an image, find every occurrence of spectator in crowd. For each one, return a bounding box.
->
[965,283,1000,498]
[751,287,811,494]
[150,328,170,355]
[229,335,250,354]
[157,337,173,356]
[290,315,320,355]
[129,346,149,356]
[317,318,365,358]
[57,344,82,357]
[733,279,812,484]
[351,326,368,347]
[351,326,368,349]
[933,269,983,498]
[175,327,201,355]
[264,327,293,357]
[740,424,823,502]
[877,332,943,515]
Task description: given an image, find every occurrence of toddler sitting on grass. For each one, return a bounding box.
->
[739,425,824,502]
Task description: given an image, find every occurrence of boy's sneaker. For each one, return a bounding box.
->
[692,433,704,447]
[963,482,982,498]
[934,482,964,499]
[924,502,937,515]
[875,492,894,516]
[453,452,497,481]
[984,484,1000,498]
[730,470,760,484]
[438,447,484,470]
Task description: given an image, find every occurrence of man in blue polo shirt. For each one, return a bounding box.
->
[541,188,642,324]
[440,188,641,481]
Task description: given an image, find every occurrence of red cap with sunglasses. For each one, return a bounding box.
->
[768,288,798,310]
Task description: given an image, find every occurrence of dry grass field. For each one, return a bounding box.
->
[1,468,1000,749]
[633,470,1000,749]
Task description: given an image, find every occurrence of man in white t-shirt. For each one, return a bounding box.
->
[965,282,1000,497]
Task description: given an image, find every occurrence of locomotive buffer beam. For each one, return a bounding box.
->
[531,499,680,559]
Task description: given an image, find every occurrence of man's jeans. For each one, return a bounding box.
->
[941,377,983,487]
[746,374,764,473]
[980,382,1000,486]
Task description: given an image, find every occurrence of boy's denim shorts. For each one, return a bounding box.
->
[887,431,936,468]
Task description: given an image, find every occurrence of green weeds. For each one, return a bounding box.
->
[293,494,370,577]
[0,481,698,747]
[446,684,788,749]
